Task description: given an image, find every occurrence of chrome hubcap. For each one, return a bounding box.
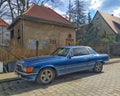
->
[96,63,102,71]
[40,69,53,83]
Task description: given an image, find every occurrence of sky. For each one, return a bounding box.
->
[45,0,120,19]
[3,0,120,23]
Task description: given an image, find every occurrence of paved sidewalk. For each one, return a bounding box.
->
[0,58,119,83]
[108,58,120,64]
[0,72,19,83]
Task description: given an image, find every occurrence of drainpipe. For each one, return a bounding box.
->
[2,26,3,46]
[22,16,24,47]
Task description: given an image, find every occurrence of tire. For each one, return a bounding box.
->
[93,62,103,73]
[36,68,55,84]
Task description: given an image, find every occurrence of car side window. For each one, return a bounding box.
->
[87,47,97,54]
[72,48,90,56]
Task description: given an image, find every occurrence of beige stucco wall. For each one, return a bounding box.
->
[93,12,115,37]
[0,26,10,46]
[10,19,24,45]
[11,19,76,49]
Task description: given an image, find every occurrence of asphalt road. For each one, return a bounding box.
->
[0,62,120,96]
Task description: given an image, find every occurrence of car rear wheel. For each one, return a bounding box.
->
[36,68,55,84]
[93,62,103,73]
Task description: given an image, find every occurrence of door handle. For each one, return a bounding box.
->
[83,58,88,60]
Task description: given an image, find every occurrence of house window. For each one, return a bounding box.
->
[113,21,120,30]
[17,29,21,40]
[10,30,14,39]
[49,39,56,44]
[66,34,74,46]
[6,33,9,37]
[68,34,72,39]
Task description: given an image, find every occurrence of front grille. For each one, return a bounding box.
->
[16,64,23,72]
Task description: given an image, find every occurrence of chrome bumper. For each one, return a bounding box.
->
[15,69,38,76]
[15,67,38,81]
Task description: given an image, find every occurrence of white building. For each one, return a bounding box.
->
[0,19,10,46]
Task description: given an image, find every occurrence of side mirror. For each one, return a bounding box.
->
[67,55,71,59]
[67,52,74,59]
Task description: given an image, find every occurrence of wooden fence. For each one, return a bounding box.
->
[0,42,120,64]
[79,43,120,57]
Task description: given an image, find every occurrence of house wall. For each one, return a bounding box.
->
[11,19,75,49]
[92,12,116,37]
[0,26,10,46]
[10,19,26,46]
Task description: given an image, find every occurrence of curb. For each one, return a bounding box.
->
[0,77,21,83]
[106,59,120,64]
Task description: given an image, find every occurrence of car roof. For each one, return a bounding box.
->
[60,46,90,49]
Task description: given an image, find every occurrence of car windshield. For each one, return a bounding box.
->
[51,47,70,57]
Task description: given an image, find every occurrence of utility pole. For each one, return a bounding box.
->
[22,15,24,47]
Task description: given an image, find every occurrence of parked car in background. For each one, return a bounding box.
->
[15,46,109,84]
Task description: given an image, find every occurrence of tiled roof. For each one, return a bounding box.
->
[23,4,73,26]
[0,19,9,26]
[98,11,120,33]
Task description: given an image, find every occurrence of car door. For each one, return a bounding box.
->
[66,47,91,73]
[86,47,97,68]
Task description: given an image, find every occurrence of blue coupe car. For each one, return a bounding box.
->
[15,46,109,84]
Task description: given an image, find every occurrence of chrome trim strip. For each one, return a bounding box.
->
[15,69,38,76]
[57,63,95,71]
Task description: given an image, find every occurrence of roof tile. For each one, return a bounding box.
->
[23,4,72,25]
[0,19,9,26]
[99,11,120,33]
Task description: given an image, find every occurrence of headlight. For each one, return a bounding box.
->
[22,67,27,72]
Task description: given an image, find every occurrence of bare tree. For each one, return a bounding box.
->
[6,0,30,21]
[0,0,6,7]
[30,0,55,5]
[0,0,55,22]
[0,0,60,23]
[0,0,8,18]
[7,0,14,21]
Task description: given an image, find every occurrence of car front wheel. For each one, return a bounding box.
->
[93,62,103,73]
[36,68,55,84]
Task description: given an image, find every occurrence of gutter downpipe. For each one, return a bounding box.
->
[22,16,24,47]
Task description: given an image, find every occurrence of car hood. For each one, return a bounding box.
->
[18,55,65,67]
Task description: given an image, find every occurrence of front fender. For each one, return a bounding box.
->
[36,65,58,75]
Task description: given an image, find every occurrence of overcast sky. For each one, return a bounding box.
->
[46,0,120,18]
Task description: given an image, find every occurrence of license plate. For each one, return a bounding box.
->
[18,75,21,78]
